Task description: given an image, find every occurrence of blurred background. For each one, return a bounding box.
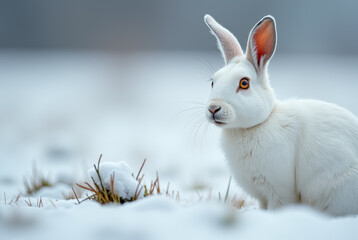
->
[1,0,358,54]
[1,0,358,200]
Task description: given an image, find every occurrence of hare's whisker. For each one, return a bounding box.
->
[193,118,206,152]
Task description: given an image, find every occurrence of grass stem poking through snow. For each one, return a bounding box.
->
[24,197,32,207]
[49,199,57,209]
[8,194,21,207]
[37,197,43,208]
[72,187,80,204]
[136,158,147,180]
[224,176,232,204]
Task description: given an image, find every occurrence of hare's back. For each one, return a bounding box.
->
[280,99,358,163]
[284,99,358,213]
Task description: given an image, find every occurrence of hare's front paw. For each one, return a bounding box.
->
[258,199,268,209]
[258,196,281,210]
[267,198,283,209]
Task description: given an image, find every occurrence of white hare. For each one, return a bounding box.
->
[204,14,358,216]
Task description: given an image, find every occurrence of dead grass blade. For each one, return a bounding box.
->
[136,158,147,180]
[224,176,232,203]
[72,187,80,204]
[24,197,32,207]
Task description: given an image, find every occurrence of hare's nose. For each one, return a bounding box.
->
[208,105,221,114]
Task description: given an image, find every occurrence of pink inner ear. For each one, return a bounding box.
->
[254,20,275,66]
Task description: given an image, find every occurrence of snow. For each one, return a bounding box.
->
[1,197,358,240]
[87,161,144,200]
[0,51,358,239]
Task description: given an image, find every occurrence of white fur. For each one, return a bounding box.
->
[204,15,358,216]
[204,14,243,64]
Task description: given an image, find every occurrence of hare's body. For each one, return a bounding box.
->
[222,99,358,215]
[204,14,358,216]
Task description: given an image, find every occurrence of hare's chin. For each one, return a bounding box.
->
[214,120,226,125]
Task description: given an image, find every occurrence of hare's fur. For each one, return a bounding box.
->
[204,15,358,216]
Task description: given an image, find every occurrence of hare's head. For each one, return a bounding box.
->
[204,15,277,129]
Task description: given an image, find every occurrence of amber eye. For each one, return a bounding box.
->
[239,78,250,89]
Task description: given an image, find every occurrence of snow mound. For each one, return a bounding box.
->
[87,161,144,200]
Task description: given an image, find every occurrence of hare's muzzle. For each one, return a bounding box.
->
[207,104,226,124]
[208,105,221,114]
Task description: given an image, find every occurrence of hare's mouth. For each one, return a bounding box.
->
[214,120,226,125]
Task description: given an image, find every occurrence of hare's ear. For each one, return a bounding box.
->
[246,16,277,71]
[204,15,243,64]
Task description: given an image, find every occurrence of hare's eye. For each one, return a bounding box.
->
[211,81,214,88]
[239,78,250,89]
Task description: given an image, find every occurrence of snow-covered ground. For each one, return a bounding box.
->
[0,51,358,239]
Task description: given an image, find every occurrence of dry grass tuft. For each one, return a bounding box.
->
[24,196,44,208]
[197,176,246,210]
[23,164,52,196]
[222,177,246,210]
[6,193,21,207]
[75,155,168,205]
